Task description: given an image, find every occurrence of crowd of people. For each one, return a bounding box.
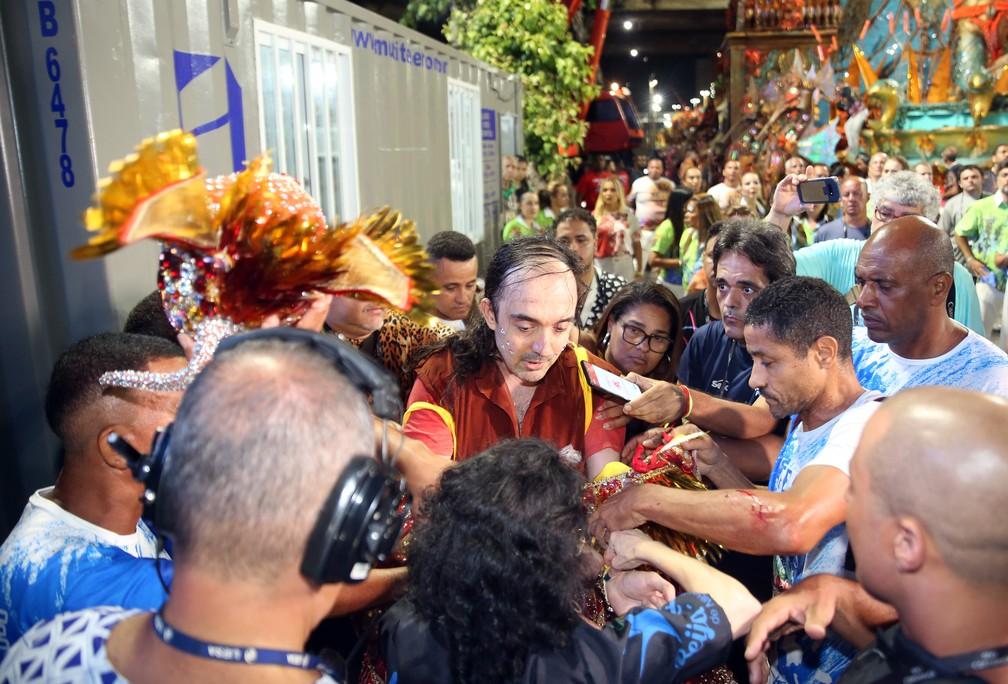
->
[1,138,1007,684]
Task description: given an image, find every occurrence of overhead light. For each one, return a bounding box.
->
[716,51,722,58]
[630,48,639,57]
[690,97,701,105]
[648,78,658,88]
[671,104,682,110]
[651,102,662,112]
[610,81,619,91]
[623,19,633,30]
[652,94,663,105]
[700,89,710,97]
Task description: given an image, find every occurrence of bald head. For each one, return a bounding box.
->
[159,338,373,582]
[860,387,1008,586]
[863,215,954,280]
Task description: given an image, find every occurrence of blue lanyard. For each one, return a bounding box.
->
[152,611,333,676]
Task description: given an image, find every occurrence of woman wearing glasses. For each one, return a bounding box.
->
[592,282,685,385]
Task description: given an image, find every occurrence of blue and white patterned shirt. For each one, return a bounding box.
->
[0,489,171,661]
[852,327,1008,397]
[0,606,336,683]
[767,392,883,684]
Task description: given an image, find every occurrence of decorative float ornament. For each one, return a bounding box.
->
[866,79,903,130]
[73,130,434,391]
[582,429,723,563]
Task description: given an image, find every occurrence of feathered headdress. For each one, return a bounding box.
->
[74,130,434,391]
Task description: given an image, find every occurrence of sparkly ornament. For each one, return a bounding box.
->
[74,130,436,390]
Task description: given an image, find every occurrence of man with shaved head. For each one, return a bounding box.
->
[746,387,1008,683]
[766,169,984,335]
[851,215,1008,397]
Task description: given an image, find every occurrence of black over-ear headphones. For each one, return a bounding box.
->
[109,327,409,585]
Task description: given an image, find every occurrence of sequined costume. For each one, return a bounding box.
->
[72,130,433,391]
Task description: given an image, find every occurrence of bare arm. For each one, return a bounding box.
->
[712,432,782,483]
[956,235,991,277]
[328,567,408,616]
[598,375,777,439]
[590,465,848,556]
[607,531,761,639]
[744,575,898,682]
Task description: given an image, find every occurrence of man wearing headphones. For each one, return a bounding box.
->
[1,335,399,682]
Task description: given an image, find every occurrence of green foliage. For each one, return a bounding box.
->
[444,0,598,179]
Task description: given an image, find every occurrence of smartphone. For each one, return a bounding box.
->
[581,361,642,402]
[797,176,841,204]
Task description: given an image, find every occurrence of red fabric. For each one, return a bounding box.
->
[575,170,613,209]
[403,346,624,471]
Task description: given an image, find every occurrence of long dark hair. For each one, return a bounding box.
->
[408,439,588,684]
[592,282,685,382]
[659,187,693,260]
[412,237,584,384]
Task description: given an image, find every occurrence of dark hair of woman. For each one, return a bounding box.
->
[658,187,693,260]
[407,439,588,684]
[411,237,584,385]
[592,281,685,382]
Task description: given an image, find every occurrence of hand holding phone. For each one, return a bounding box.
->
[582,361,642,402]
[797,176,841,204]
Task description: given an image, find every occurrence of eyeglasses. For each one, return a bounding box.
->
[873,203,920,224]
[618,321,672,353]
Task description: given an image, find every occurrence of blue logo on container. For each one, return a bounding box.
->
[173,50,246,172]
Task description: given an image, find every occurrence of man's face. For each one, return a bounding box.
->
[914,163,932,182]
[994,144,1008,164]
[481,265,578,384]
[870,198,922,232]
[959,168,982,195]
[855,239,932,346]
[551,185,570,209]
[846,416,896,601]
[432,257,478,321]
[882,158,903,176]
[745,324,824,419]
[502,157,516,182]
[723,160,741,184]
[683,167,703,193]
[784,157,805,176]
[647,159,664,180]
[516,160,529,181]
[812,164,830,179]
[325,294,388,339]
[554,219,596,272]
[996,166,1008,194]
[869,153,888,178]
[715,251,771,340]
[841,178,868,220]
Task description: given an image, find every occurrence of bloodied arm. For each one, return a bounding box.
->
[590,465,848,556]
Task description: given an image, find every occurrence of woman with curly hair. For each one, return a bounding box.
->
[592,281,685,384]
[379,439,760,684]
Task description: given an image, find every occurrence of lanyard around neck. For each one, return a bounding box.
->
[152,611,333,676]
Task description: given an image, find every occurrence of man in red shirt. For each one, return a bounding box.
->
[403,237,624,477]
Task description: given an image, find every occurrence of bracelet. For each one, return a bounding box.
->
[598,565,614,618]
[677,384,694,422]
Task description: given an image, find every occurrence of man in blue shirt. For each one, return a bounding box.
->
[0,333,184,660]
[593,277,882,684]
[814,177,870,243]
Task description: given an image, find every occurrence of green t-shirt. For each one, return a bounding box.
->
[502,216,545,241]
[795,238,984,335]
[650,219,681,283]
[679,227,703,289]
[955,193,1008,290]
